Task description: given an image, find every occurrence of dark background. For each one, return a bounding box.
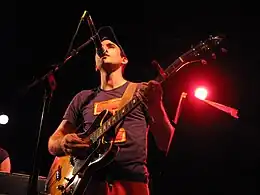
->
[0,1,259,194]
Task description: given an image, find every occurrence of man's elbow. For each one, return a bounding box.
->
[48,126,67,156]
[0,158,11,173]
[157,127,174,152]
[157,138,172,153]
[48,138,55,156]
[48,136,61,156]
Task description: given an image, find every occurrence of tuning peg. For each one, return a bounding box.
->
[211,53,217,60]
[201,59,207,65]
[221,48,228,53]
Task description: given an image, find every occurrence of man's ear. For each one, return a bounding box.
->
[122,56,128,65]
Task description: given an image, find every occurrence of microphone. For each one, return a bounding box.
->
[85,11,106,57]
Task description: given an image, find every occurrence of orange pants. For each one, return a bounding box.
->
[84,180,150,195]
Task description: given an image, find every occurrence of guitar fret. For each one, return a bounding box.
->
[91,95,142,142]
[98,128,102,137]
[117,110,122,118]
[90,131,97,142]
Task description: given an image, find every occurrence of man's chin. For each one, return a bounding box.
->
[102,63,120,72]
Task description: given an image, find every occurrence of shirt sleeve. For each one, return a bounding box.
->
[63,90,92,127]
[0,148,9,164]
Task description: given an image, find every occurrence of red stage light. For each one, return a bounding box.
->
[194,87,208,100]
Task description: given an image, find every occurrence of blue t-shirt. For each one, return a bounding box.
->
[63,81,149,183]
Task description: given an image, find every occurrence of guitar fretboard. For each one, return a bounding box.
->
[89,95,142,143]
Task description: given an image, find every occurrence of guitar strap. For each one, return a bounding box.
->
[112,82,138,137]
[77,82,138,133]
[118,82,154,127]
[118,81,138,110]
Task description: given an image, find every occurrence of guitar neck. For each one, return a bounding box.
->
[154,50,201,84]
[89,95,143,143]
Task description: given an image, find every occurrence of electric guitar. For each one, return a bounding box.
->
[44,35,225,195]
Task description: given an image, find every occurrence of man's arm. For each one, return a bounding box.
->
[0,157,11,173]
[48,120,77,156]
[149,101,175,154]
[143,80,175,155]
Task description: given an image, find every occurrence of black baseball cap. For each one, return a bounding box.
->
[97,26,127,57]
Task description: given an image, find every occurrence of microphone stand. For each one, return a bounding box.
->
[26,35,96,195]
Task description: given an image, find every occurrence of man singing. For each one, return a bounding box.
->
[48,28,175,195]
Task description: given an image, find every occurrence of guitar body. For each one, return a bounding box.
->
[45,155,74,195]
[45,109,120,195]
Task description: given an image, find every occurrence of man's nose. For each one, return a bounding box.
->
[102,45,108,51]
[102,46,108,54]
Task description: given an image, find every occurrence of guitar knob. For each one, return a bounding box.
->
[56,165,62,181]
[57,185,65,191]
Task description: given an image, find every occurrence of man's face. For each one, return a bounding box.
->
[95,39,128,73]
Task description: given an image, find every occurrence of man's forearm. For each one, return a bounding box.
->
[0,158,11,173]
[48,132,65,156]
[149,101,175,154]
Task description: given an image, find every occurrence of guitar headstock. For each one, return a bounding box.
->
[155,35,226,82]
[189,35,226,61]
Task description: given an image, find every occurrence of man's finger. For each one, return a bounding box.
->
[65,148,72,155]
[70,144,90,149]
